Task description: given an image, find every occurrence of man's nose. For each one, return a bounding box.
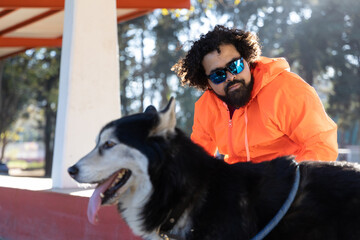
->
[225,70,236,82]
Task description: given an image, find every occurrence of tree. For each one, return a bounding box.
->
[0,48,60,176]
[0,55,32,163]
[325,0,360,139]
[26,48,60,177]
[282,0,360,145]
[118,15,151,115]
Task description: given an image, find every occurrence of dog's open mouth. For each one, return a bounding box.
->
[88,168,132,224]
[101,169,132,204]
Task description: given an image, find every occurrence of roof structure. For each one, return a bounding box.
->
[0,0,190,60]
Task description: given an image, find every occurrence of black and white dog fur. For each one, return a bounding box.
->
[68,98,360,240]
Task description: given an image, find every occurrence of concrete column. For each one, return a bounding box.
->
[52,0,120,188]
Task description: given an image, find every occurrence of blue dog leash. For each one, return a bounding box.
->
[251,162,301,240]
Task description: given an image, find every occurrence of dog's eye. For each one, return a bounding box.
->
[103,141,116,149]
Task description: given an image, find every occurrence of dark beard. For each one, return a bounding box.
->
[214,76,254,108]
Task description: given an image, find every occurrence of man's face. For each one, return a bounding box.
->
[202,44,253,108]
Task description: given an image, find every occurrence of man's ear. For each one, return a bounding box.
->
[149,97,176,137]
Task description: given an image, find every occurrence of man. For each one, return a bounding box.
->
[173,25,338,163]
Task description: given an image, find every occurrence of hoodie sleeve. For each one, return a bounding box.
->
[273,72,338,161]
[191,99,217,157]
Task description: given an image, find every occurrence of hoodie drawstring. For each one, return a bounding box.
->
[244,107,250,162]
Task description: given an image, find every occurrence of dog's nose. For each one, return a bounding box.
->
[68,165,79,178]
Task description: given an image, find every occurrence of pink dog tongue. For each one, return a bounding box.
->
[87,173,118,224]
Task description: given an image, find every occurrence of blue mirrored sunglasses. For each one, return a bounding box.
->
[207,57,244,84]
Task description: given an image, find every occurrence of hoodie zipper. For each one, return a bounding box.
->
[244,107,250,161]
[223,102,250,162]
[226,103,251,162]
[228,119,236,158]
[225,102,236,159]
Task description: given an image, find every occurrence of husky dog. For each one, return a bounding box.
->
[68,98,360,240]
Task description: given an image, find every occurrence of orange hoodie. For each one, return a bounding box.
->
[191,57,338,163]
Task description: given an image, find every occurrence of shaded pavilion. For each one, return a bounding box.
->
[0,0,190,239]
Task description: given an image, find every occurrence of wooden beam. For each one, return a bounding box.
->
[0,37,62,47]
[0,8,15,18]
[116,0,190,9]
[0,0,64,9]
[0,47,29,60]
[0,0,190,9]
[117,10,152,23]
[0,9,61,36]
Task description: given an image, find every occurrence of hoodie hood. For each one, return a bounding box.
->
[250,57,290,100]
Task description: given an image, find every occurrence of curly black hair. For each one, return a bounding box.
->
[172,25,261,91]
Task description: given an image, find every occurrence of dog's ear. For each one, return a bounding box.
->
[144,105,157,113]
[149,97,176,137]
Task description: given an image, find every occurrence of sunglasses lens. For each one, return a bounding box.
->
[228,58,244,75]
[208,58,244,84]
[209,70,227,84]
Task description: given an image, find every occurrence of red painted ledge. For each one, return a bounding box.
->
[0,186,142,240]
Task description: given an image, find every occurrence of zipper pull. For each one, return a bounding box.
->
[229,120,232,127]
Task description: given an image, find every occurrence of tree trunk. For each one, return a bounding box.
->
[0,60,5,164]
[160,72,169,108]
[44,105,55,177]
[0,60,4,117]
[302,60,314,86]
[139,24,145,112]
[0,134,7,163]
[120,78,129,116]
[0,60,5,138]
[44,76,57,177]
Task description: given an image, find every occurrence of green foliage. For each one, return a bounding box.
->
[0,48,60,174]
[6,159,44,170]
[0,55,34,163]
[0,55,32,136]
[276,0,360,141]
[118,11,199,134]
[2,0,359,164]
[118,16,146,115]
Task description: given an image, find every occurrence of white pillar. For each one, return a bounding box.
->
[52,0,120,188]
